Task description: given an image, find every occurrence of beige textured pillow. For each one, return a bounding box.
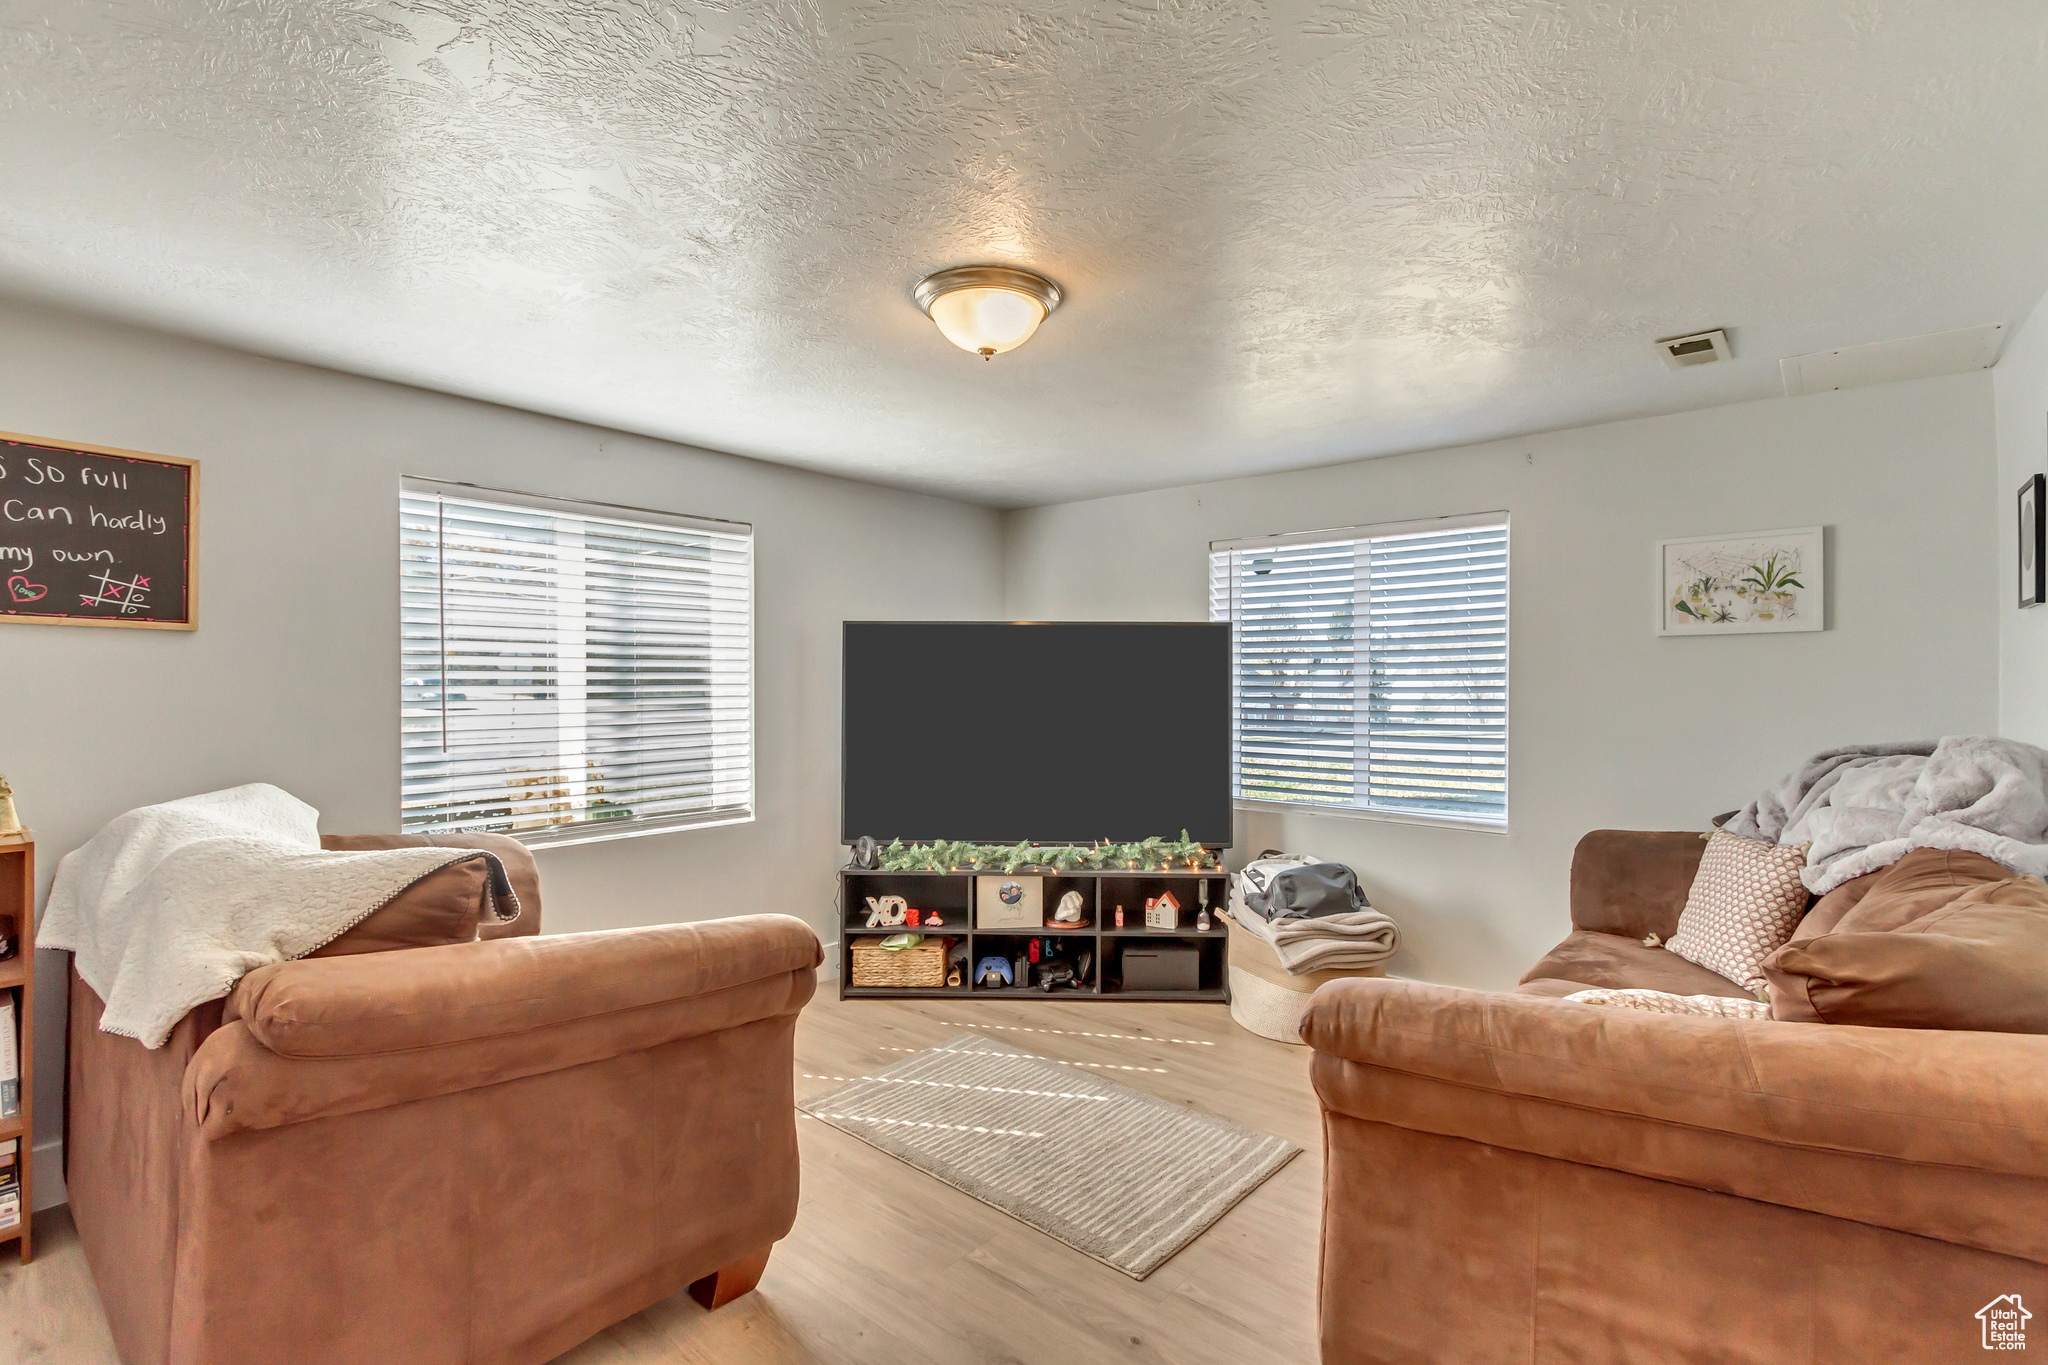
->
[1565,987,1770,1019]
[1666,830,1811,997]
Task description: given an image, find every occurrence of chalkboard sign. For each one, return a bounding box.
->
[0,431,197,630]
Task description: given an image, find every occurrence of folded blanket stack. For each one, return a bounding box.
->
[1235,906,1400,975]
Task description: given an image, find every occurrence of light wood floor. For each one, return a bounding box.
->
[1,991,1325,1365]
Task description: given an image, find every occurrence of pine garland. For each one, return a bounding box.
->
[873,832,1216,873]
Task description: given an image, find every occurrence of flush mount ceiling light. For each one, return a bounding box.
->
[913,265,1062,360]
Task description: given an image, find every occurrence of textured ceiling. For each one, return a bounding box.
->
[3,2,2047,506]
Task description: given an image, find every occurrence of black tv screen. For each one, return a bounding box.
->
[843,622,1232,845]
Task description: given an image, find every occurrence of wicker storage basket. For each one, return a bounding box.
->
[1223,911,1384,1044]
[850,937,951,988]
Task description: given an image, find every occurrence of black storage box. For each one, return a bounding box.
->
[1120,942,1200,992]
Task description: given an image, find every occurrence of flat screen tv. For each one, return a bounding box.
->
[842,621,1232,845]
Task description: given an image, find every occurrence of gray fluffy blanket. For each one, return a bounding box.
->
[1725,736,2048,893]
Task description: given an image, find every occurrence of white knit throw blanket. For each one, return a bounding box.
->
[42,784,513,1048]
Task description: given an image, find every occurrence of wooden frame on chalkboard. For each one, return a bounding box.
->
[0,430,198,631]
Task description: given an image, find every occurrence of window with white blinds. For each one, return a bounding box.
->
[1208,515,1508,827]
[400,479,753,847]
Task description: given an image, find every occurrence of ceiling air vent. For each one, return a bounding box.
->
[1654,330,1732,370]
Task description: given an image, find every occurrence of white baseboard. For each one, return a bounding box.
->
[819,939,840,982]
[31,1136,64,1211]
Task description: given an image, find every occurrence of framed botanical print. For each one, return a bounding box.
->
[1659,527,1824,635]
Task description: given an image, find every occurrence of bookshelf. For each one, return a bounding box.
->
[838,867,1229,1003]
[0,840,30,1264]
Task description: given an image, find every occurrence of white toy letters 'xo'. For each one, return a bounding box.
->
[1054,889,1085,924]
[864,894,908,928]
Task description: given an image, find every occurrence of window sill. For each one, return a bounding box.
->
[1234,800,1508,836]
[490,809,754,851]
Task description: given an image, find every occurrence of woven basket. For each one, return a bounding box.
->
[1223,911,1384,1044]
[850,938,950,988]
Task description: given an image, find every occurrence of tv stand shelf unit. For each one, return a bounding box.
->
[838,867,1229,1003]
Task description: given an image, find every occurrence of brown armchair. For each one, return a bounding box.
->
[1302,830,2048,1364]
[64,833,820,1365]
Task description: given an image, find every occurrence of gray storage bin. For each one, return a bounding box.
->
[1120,942,1200,992]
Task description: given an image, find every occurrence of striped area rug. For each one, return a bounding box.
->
[799,1033,1299,1279]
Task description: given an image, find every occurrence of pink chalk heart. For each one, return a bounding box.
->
[7,575,46,604]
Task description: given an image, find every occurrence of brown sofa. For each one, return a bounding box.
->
[1304,830,2048,1364]
[64,833,822,1365]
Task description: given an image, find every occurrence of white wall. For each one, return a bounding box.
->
[1005,375,2000,991]
[0,296,2010,1215]
[1998,288,2048,744]
[0,300,1004,1203]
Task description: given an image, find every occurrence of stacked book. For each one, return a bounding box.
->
[0,994,15,1119]
[0,990,15,1234]
[0,1139,17,1233]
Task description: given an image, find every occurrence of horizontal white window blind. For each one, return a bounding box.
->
[400,479,752,847]
[1208,515,1508,826]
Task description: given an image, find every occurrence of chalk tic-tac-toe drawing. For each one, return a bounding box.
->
[80,570,151,615]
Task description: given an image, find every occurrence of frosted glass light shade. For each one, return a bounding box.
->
[928,287,1045,357]
[913,265,1063,360]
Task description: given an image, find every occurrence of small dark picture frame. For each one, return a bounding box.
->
[2022,473,2046,608]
